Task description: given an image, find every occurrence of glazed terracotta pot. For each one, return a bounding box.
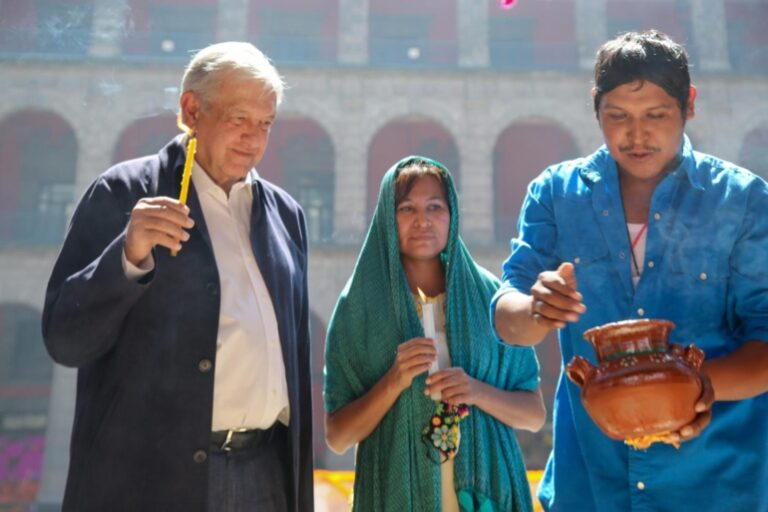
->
[566,319,705,443]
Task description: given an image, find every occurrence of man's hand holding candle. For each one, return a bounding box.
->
[124,197,194,266]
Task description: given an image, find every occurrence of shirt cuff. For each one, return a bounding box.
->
[122,249,155,279]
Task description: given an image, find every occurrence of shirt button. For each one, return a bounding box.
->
[619,251,626,260]
[193,450,207,463]
[637,308,645,317]
[647,260,655,268]
[699,272,708,281]
[574,257,581,264]
[637,481,645,490]
[653,212,661,221]
[198,359,212,373]
[602,210,609,217]
[206,282,219,296]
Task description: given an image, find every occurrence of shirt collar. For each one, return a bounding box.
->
[191,161,257,199]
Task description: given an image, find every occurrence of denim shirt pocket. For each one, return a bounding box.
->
[555,225,612,295]
[666,241,731,330]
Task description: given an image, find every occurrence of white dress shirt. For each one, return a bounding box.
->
[123,162,290,431]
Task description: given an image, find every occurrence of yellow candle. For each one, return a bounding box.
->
[171,136,196,257]
[178,136,197,205]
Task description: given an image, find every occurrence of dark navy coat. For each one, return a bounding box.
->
[42,137,314,511]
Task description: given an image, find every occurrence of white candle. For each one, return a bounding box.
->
[421,301,440,375]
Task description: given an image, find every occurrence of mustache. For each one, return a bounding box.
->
[619,146,661,154]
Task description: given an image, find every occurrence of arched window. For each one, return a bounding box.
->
[0,110,77,246]
[122,0,217,57]
[259,116,335,244]
[0,305,51,384]
[369,0,457,69]
[0,303,51,509]
[367,117,460,219]
[0,0,94,55]
[493,119,579,243]
[606,1,697,65]
[740,125,768,180]
[248,0,337,65]
[488,0,578,70]
[113,113,179,163]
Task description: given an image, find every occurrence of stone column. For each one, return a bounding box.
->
[690,0,731,72]
[36,366,77,511]
[460,80,496,244]
[88,0,128,58]
[338,0,369,65]
[457,0,489,68]
[333,119,368,242]
[574,0,607,70]
[216,0,249,42]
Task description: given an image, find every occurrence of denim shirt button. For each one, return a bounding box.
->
[699,272,708,281]
[619,251,626,259]
[574,257,581,264]
[654,212,662,221]
[637,308,646,316]
[602,210,609,217]
[647,260,655,268]
[637,481,646,490]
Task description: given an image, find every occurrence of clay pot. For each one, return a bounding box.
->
[566,319,705,442]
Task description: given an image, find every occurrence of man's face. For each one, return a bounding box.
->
[182,73,276,193]
[596,81,696,183]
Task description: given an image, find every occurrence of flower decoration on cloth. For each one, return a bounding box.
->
[422,401,470,463]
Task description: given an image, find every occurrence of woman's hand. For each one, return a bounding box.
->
[426,367,547,432]
[326,337,436,454]
[425,367,481,405]
[387,337,437,393]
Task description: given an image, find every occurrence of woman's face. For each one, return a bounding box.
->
[396,175,450,265]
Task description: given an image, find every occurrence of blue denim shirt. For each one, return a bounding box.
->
[493,137,768,511]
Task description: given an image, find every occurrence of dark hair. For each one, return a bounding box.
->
[394,161,449,208]
[593,30,691,116]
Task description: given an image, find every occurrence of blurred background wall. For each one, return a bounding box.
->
[0,0,766,509]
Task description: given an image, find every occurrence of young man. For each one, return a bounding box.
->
[494,31,768,511]
[42,42,313,511]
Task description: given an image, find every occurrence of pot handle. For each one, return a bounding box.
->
[670,343,705,370]
[566,356,596,388]
[683,344,705,371]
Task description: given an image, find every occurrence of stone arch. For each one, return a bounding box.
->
[0,109,78,246]
[112,112,179,164]
[366,116,460,219]
[493,118,580,243]
[259,115,336,243]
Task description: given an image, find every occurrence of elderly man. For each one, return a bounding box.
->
[494,31,768,511]
[43,42,313,511]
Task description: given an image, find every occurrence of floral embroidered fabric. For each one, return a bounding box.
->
[422,402,470,463]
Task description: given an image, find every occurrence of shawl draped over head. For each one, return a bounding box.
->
[324,156,540,512]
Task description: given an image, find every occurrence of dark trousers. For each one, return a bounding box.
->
[207,425,290,512]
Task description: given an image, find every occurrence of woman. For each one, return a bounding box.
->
[324,156,546,511]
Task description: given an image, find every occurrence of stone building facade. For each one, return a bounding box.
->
[0,0,766,508]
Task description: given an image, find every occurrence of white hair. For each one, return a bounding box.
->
[180,42,285,107]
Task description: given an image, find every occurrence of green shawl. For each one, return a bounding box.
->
[324,156,540,511]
